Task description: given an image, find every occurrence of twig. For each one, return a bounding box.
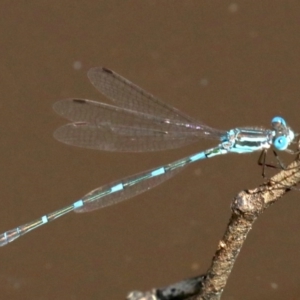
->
[127,154,300,300]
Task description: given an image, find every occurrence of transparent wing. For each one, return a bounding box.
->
[53,98,201,134]
[53,68,226,152]
[53,122,200,152]
[76,158,188,213]
[87,67,198,123]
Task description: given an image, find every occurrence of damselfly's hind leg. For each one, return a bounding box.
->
[257,149,281,178]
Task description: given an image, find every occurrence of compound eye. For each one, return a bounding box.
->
[273,136,288,150]
[271,116,286,127]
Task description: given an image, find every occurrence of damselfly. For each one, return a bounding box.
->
[0,67,295,246]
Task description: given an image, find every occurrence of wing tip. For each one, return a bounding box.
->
[102,67,113,74]
[88,66,112,76]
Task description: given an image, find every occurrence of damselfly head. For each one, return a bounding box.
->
[271,116,295,151]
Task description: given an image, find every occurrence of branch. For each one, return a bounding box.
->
[127,153,300,300]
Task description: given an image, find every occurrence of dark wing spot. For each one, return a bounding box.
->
[73,99,86,104]
[102,67,113,74]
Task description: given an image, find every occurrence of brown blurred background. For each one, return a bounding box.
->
[0,1,300,299]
